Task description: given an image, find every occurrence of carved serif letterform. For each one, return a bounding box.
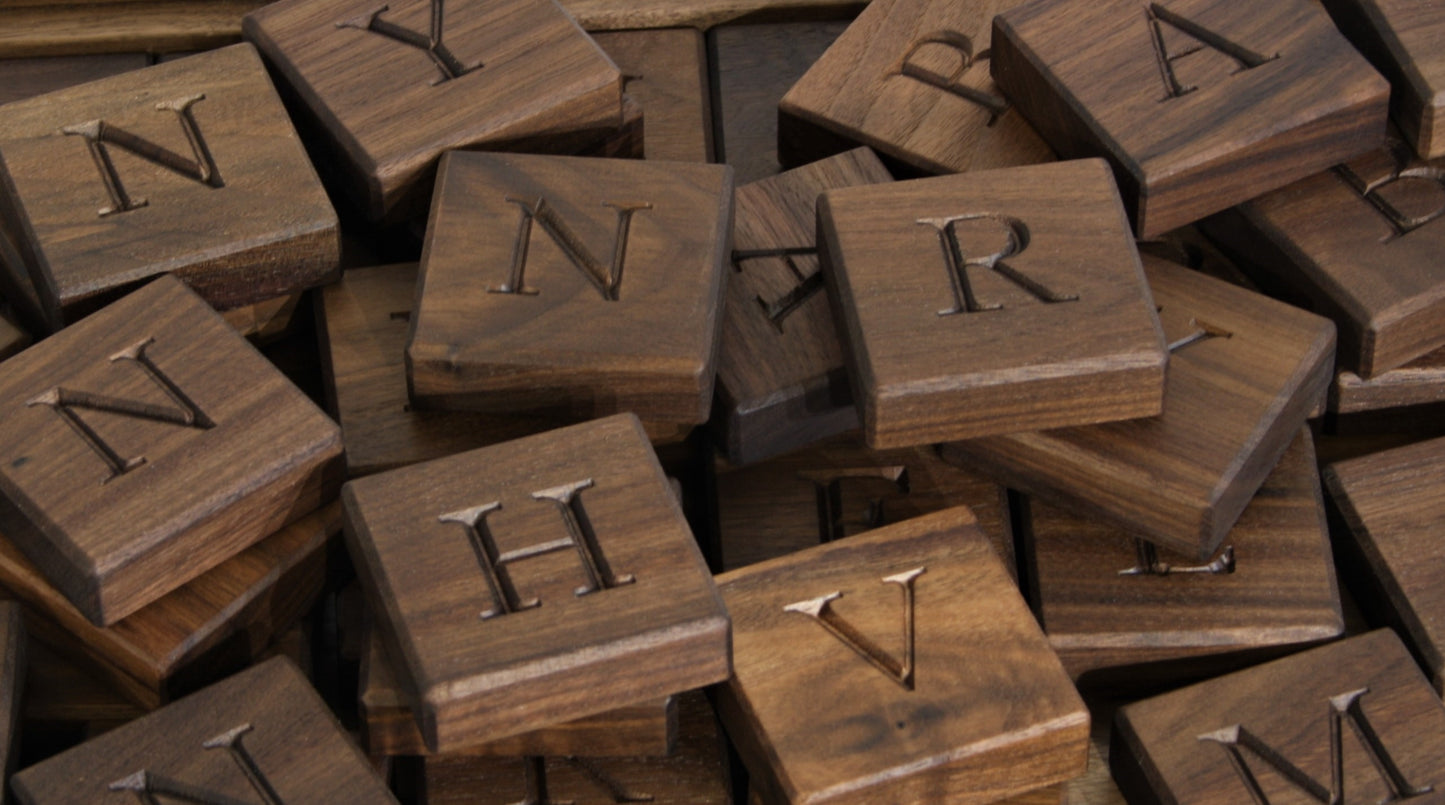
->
[439,479,636,620]
[796,466,909,544]
[1337,140,1445,243]
[26,337,213,482]
[895,32,1008,124]
[109,723,283,805]
[917,213,1077,315]
[1118,538,1234,577]
[785,567,925,690]
[732,246,823,333]
[1198,687,1433,804]
[62,95,223,217]
[1144,3,1279,101]
[337,0,480,85]
[490,197,653,301]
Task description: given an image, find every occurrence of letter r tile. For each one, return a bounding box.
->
[341,413,730,753]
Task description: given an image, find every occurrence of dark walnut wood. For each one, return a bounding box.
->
[992,0,1389,238]
[343,414,729,752]
[220,292,302,344]
[243,0,622,221]
[819,158,1166,448]
[716,147,891,466]
[0,310,27,361]
[561,0,860,31]
[317,263,689,478]
[0,276,342,626]
[22,640,144,744]
[0,44,339,330]
[1204,135,1445,378]
[0,2,258,59]
[592,28,713,163]
[420,691,728,804]
[0,602,23,787]
[12,656,398,804]
[714,436,1014,575]
[1020,428,1342,688]
[1112,629,1445,805]
[1325,435,1445,694]
[360,625,676,757]
[1332,345,1445,415]
[1322,0,1445,159]
[943,254,1335,560]
[405,152,731,425]
[709,21,848,184]
[716,507,1088,805]
[0,54,148,106]
[0,502,335,709]
[779,0,1053,176]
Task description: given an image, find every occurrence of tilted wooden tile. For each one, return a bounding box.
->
[1205,136,1445,378]
[716,147,890,465]
[0,44,339,330]
[992,0,1389,238]
[406,153,731,425]
[717,507,1089,805]
[318,263,690,477]
[819,158,1166,448]
[221,292,302,344]
[592,28,713,163]
[12,656,397,804]
[0,1,260,59]
[559,0,860,32]
[1325,435,1445,694]
[343,414,729,752]
[243,0,622,221]
[1022,428,1342,687]
[0,54,148,106]
[780,0,1052,176]
[1323,0,1445,159]
[360,625,676,757]
[1111,629,1445,805]
[0,602,23,785]
[420,691,728,804]
[715,437,1014,575]
[1334,347,1445,422]
[0,502,335,709]
[0,276,342,626]
[943,254,1334,559]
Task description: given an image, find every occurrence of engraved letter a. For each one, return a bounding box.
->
[785,567,925,690]
[1145,3,1279,101]
[491,197,653,301]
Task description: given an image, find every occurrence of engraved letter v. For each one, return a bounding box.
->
[784,567,925,690]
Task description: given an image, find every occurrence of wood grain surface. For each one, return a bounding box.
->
[0,2,258,58]
[0,311,27,361]
[992,0,1389,237]
[1332,344,1445,414]
[819,158,1166,447]
[565,0,861,31]
[0,44,339,328]
[406,152,731,424]
[21,640,142,739]
[0,276,341,626]
[0,53,148,105]
[593,28,714,162]
[0,601,22,790]
[717,507,1088,805]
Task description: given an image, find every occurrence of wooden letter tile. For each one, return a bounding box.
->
[0,44,339,329]
[1325,435,1445,694]
[819,158,1166,448]
[1020,428,1342,687]
[779,0,1053,176]
[1112,630,1445,805]
[716,507,1088,805]
[406,153,731,425]
[243,0,622,221]
[343,414,729,752]
[717,147,890,465]
[11,656,398,804]
[1333,345,1445,416]
[943,253,1334,559]
[0,275,342,626]
[591,28,713,163]
[991,0,1389,238]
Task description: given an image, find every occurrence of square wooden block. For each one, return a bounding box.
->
[1206,135,1445,378]
[779,0,1053,176]
[1022,428,1342,687]
[992,0,1388,238]
[716,147,890,466]
[1326,435,1445,694]
[0,44,339,330]
[1332,345,1445,415]
[591,28,712,163]
[343,414,729,752]
[819,158,1166,448]
[406,152,731,424]
[243,0,622,221]
[1112,630,1445,805]
[944,254,1334,559]
[0,275,342,626]
[12,656,397,804]
[716,507,1088,805]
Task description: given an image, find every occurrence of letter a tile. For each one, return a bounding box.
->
[716,507,1088,805]
[342,414,729,752]
[0,276,341,627]
[406,152,732,425]
[819,158,1166,447]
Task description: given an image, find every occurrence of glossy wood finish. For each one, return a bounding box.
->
[0,44,339,329]
[992,0,1389,238]
[819,158,1166,447]
[593,28,713,163]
